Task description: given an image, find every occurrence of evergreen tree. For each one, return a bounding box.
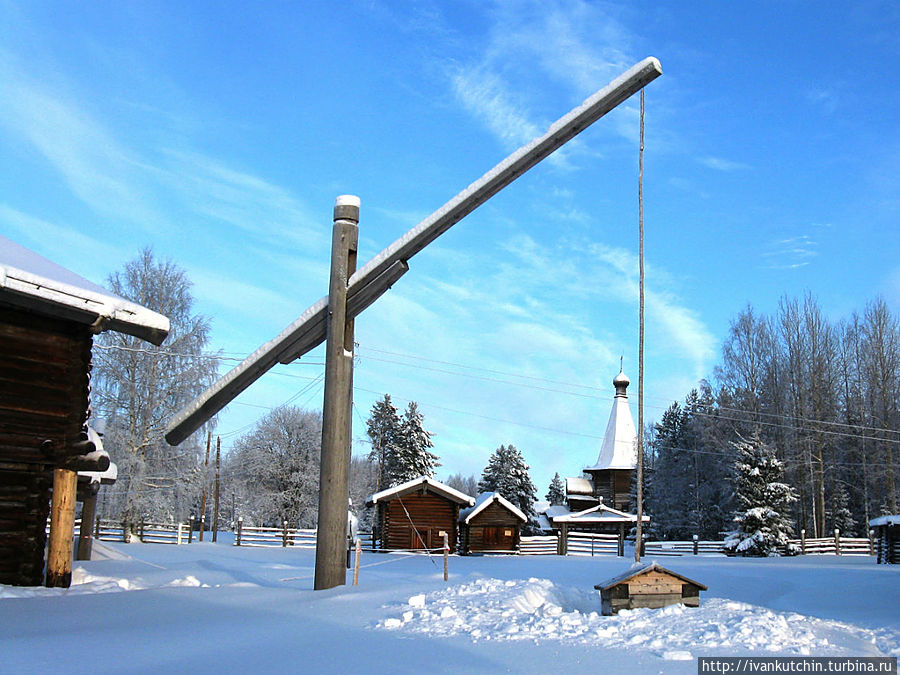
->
[394,401,440,483]
[366,394,402,490]
[828,482,856,537]
[478,444,538,531]
[724,433,797,556]
[545,473,565,505]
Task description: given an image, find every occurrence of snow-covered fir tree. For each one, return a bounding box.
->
[724,432,797,556]
[828,482,856,537]
[366,394,402,491]
[478,444,538,532]
[393,401,440,483]
[545,473,565,505]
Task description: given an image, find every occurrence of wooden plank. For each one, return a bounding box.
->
[165,57,663,447]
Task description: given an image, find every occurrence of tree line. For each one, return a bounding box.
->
[645,294,899,543]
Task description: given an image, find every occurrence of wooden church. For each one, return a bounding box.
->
[567,368,638,513]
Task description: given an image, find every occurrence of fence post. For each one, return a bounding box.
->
[617,523,625,557]
[283,520,289,547]
[236,517,243,547]
[800,528,806,555]
[558,523,568,556]
[200,514,206,543]
[140,518,145,543]
[868,529,875,557]
[353,538,361,585]
[442,531,449,582]
[122,518,128,543]
[188,516,194,544]
[693,534,699,555]
[177,522,183,545]
[95,516,101,538]
[834,528,841,556]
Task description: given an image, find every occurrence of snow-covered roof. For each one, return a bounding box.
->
[459,492,527,524]
[594,562,707,591]
[566,476,594,495]
[546,503,649,524]
[0,235,170,345]
[869,515,900,527]
[366,476,475,507]
[586,369,637,471]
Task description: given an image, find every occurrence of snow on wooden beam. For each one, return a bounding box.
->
[165,57,662,446]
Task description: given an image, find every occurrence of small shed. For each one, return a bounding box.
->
[459,492,527,554]
[594,562,707,615]
[870,515,900,564]
[366,476,474,552]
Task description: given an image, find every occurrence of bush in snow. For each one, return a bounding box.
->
[723,432,798,557]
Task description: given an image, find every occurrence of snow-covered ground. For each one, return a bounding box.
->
[1,537,897,673]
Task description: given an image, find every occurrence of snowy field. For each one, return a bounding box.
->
[1,537,897,674]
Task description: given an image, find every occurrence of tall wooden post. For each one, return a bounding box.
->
[634,89,645,563]
[200,431,210,541]
[213,436,221,542]
[314,195,360,591]
[46,468,78,587]
[76,486,99,561]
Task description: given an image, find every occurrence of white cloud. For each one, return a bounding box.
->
[697,155,751,172]
[763,234,818,270]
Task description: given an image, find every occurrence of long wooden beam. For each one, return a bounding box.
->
[165,57,662,446]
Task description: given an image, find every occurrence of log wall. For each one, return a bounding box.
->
[0,307,92,585]
[380,492,459,552]
[463,501,521,553]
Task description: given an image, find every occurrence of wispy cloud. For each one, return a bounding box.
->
[448,1,640,156]
[697,155,751,172]
[763,234,819,270]
[0,55,162,227]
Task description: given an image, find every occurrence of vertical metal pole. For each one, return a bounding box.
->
[315,195,360,591]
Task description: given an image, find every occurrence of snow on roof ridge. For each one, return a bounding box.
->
[460,492,527,524]
[366,475,475,506]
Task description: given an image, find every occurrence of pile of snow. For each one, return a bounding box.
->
[0,567,207,598]
[377,576,899,658]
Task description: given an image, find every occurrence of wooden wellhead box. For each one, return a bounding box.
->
[594,562,707,615]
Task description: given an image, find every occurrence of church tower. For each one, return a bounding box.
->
[578,368,637,511]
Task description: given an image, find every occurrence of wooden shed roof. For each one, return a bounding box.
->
[594,562,708,592]
[460,492,527,524]
[0,235,169,345]
[366,476,475,507]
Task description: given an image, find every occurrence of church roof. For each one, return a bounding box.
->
[586,369,637,471]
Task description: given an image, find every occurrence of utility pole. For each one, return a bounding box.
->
[213,435,221,542]
[200,430,210,541]
[314,195,359,590]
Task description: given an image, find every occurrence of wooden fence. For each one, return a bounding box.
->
[519,535,558,555]
[566,532,619,557]
[786,529,873,556]
[644,539,727,556]
[47,518,195,544]
[233,519,317,548]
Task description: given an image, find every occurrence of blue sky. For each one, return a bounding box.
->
[1,1,898,491]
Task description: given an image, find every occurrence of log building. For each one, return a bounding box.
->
[366,476,474,553]
[459,492,526,554]
[0,237,168,585]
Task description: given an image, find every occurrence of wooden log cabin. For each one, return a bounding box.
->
[459,492,527,554]
[594,562,707,615]
[0,237,168,586]
[366,476,474,553]
[870,515,900,564]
